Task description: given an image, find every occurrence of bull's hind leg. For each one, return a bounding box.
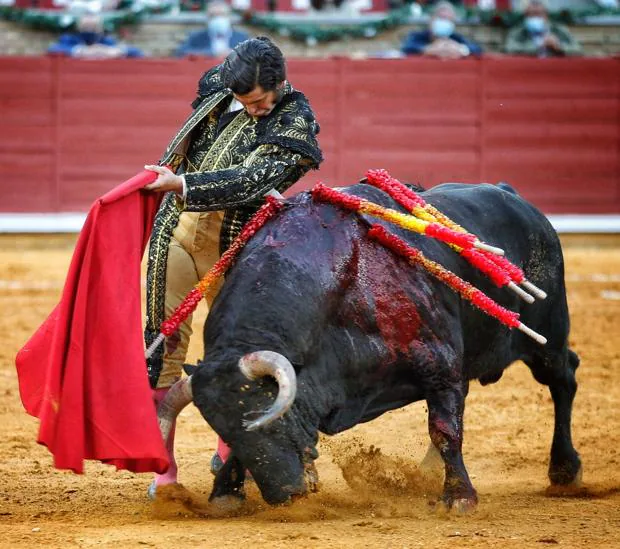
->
[525,349,582,488]
[426,383,477,513]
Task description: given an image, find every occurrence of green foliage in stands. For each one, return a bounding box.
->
[241,6,412,45]
[1,3,618,38]
[238,5,620,43]
[466,5,620,27]
[0,4,171,33]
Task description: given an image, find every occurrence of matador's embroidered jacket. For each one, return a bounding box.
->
[144,64,323,386]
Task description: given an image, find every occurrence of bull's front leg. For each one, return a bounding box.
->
[209,454,246,511]
[426,383,477,513]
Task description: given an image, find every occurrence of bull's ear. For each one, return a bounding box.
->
[183,363,198,376]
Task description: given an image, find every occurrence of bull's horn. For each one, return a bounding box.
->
[158,376,193,442]
[238,351,297,431]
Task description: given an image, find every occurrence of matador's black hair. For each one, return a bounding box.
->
[220,36,286,95]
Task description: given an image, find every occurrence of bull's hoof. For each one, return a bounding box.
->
[451,497,478,515]
[435,496,477,515]
[546,465,584,497]
[434,491,478,515]
[549,461,582,487]
[210,494,245,514]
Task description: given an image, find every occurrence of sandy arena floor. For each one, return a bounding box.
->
[0,234,618,549]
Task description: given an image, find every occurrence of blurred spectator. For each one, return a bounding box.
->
[174,1,249,58]
[47,14,144,59]
[401,1,482,59]
[504,0,582,57]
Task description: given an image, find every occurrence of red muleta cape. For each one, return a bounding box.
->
[15,170,169,474]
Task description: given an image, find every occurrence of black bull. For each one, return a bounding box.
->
[163,182,581,510]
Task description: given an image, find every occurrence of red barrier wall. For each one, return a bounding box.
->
[0,56,618,214]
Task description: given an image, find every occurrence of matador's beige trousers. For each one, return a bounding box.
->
[156,210,224,389]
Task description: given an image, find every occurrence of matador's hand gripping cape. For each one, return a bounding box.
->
[144,64,323,387]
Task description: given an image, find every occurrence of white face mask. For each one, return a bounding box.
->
[524,16,547,34]
[208,16,232,39]
[431,17,455,38]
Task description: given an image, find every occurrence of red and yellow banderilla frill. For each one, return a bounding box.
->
[364,169,547,301]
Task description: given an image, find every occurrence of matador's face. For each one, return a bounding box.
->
[233,81,285,118]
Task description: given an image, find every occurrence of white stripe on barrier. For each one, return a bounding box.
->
[547,215,620,233]
[0,213,87,233]
[0,213,619,234]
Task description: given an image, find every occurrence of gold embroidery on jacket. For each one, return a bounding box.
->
[148,200,179,330]
[199,110,253,172]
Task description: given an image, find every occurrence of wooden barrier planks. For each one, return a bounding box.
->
[0,56,618,214]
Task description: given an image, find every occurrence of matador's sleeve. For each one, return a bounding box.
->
[181,144,316,211]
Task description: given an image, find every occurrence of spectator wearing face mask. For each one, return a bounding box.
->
[401,1,482,59]
[175,1,250,58]
[47,13,144,58]
[504,0,582,57]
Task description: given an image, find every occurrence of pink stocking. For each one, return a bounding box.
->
[153,387,178,486]
[217,437,231,462]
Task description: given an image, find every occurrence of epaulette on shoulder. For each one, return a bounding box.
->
[191,64,227,108]
[255,90,323,166]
